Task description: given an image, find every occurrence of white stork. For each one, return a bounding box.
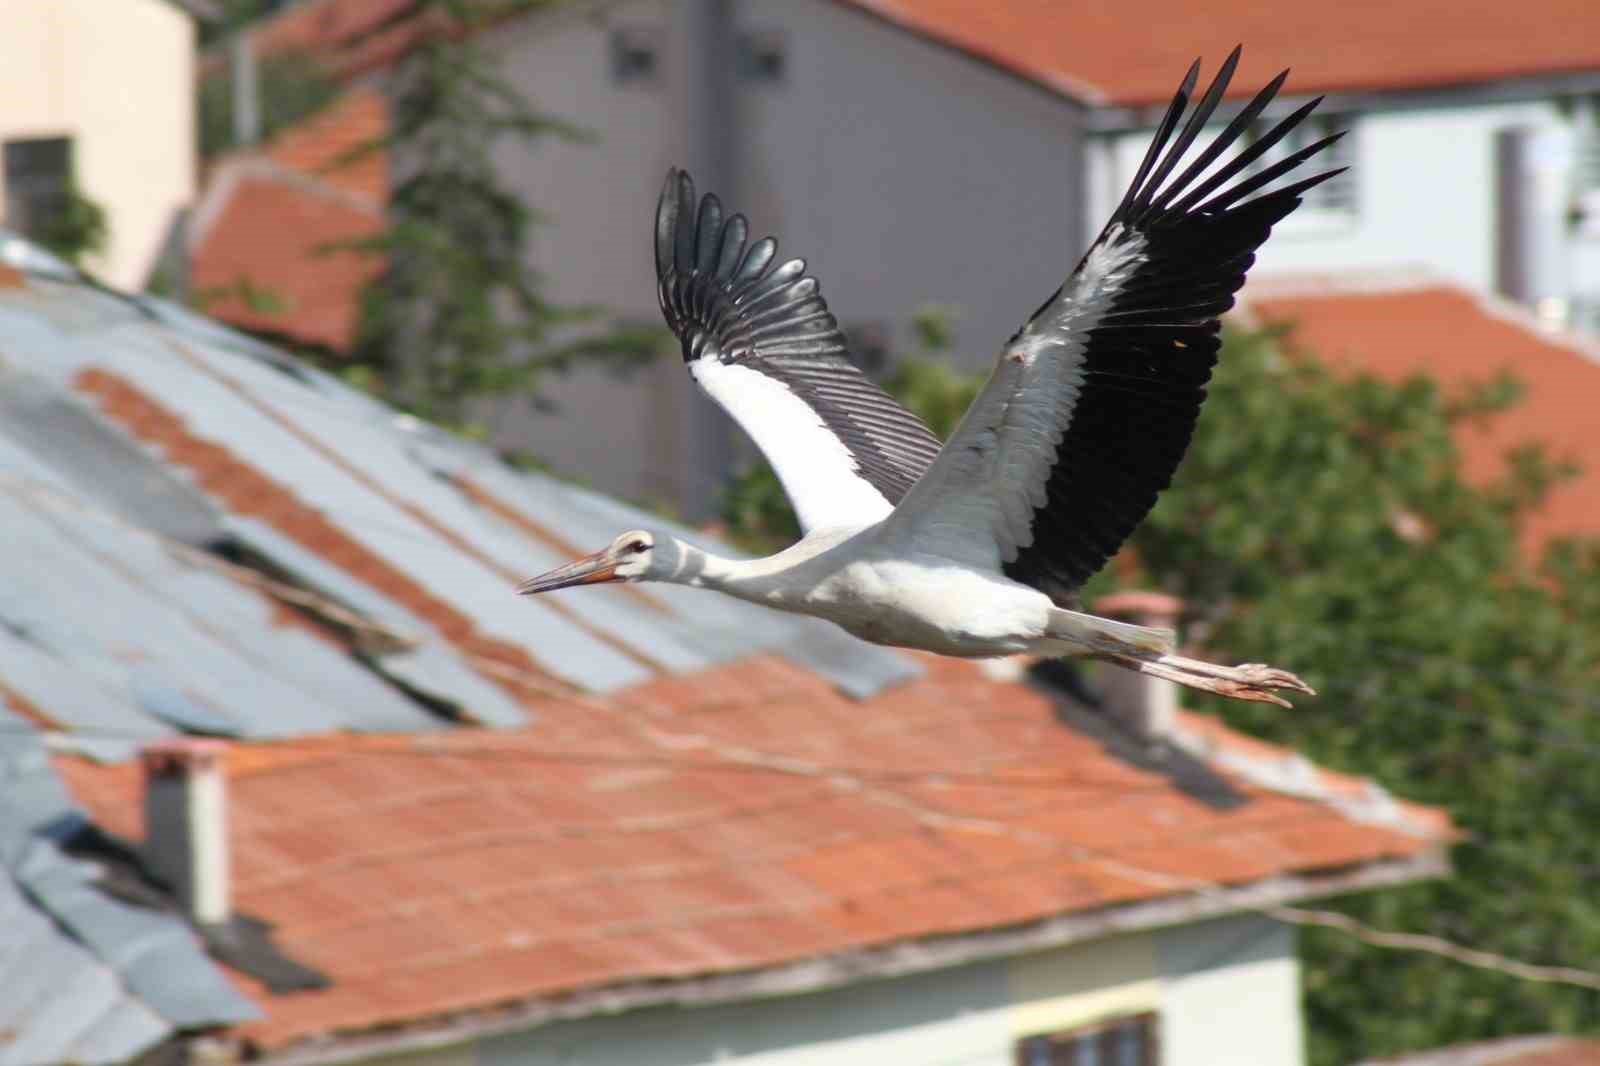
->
[519,50,1338,706]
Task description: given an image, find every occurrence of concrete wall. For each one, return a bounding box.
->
[1156,916,1304,1066]
[1099,97,1574,299]
[0,0,195,289]
[344,916,1301,1066]
[482,0,1086,517]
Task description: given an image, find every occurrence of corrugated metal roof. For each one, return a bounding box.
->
[0,237,916,1063]
[0,707,253,1065]
[0,267,917,737]
[15,839,260,1028]
[0,872,168,1066]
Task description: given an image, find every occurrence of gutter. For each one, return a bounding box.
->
[1089,69,1600,134]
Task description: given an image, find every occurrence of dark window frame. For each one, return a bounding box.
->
[609,25,660,87]
[737,28,787,84]
[1015,1011,1160,1066]
[3,135,74,242]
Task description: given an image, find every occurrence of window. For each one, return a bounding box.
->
[1249,112,1357,215]
[1576,133,1600,195]
[3,137,72,242]
[738,29,787,84]
[1016,1012,1159,1066]
[609,26,659,86]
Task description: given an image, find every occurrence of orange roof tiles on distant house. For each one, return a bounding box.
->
[59,652,1451,1053]
[1241,271,1600,555]
[189,88,389,353]
[840,0,1600,107]
[226,0,1600,109]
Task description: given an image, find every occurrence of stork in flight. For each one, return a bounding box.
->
[519,50,1335,707]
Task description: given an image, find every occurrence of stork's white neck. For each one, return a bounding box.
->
[653,529,860,604]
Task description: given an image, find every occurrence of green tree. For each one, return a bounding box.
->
[720,324,1600,1063]
[1129,328,1600,1065]
[33,185,107,267]
[336,0,658,430]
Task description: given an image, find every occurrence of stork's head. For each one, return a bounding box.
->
[516,529,661,594]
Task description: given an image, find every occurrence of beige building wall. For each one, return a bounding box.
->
[327,916,1303,1066]
[0,0,195,289]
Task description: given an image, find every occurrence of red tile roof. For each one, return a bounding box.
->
[1242,275,1600,555]
[843,0,1600,106]
[258,87,389,206]
[1497,1041,1600,1066]
[1371,1035,1600,1065]
[190,88,388,353]
[237,0,417,80]
[189,168,381,352]
[57,659,1447,1049]
[232,0,1600,109]
[52,295,1451,1055]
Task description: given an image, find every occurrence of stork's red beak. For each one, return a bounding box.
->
[516,550,621,595]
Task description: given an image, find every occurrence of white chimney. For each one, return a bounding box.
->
[1092,591,1183,742]
[142,738,231,926]
[231,30,261,148]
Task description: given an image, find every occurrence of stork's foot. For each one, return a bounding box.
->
[1114,652,1316,708]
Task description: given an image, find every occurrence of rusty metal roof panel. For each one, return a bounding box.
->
[440,454,923,696]
[78,324,659,693]
[0,872,169,1066]
[0,467,439,745]
[0,368,224,546]
[0,265,916,744]
[222,517,528,727]
[0,708,252,1062]
[15,839,261,1028]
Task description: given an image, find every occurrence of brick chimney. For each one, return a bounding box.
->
[142,738,231,926]
[1092,592,1183,743]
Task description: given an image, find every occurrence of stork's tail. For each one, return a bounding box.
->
[1046,606,1176,657]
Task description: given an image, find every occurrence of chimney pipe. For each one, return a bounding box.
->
[142,738,231,926]
[1092,591,1183,743]
[231,30,261,147]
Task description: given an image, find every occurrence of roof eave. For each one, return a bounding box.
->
[253,847,1450,1066]
[828,0,1105,110]
[1089,68,1600,133]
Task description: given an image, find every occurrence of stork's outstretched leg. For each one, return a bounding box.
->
[1042,606,1313,708]
[1092,651,1315,708]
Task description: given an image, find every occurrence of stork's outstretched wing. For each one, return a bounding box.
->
[883,48,1344,603]
[656,171,944,534]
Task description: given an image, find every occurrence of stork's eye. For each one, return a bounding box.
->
[628,540,649,554]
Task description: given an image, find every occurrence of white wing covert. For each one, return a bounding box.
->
[655,172,944,534]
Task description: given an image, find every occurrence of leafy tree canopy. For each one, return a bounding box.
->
[721,321,1600,1065]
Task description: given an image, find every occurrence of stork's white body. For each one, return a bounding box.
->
[703,526,1055,656]
[520,50,1330,707]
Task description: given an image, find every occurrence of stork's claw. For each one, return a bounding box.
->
[1116,653,1316,708]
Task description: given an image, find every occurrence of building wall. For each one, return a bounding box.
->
[342,916,1300,1066]
[0,0,195,289]
[1156,915,1304,1066]
[1099,98,1570,298]
[482,0,1086,517]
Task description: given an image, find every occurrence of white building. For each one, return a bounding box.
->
[0,0,198,289]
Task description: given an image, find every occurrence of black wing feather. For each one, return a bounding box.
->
[655,171,944,507]
[1003,51,1345,605]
